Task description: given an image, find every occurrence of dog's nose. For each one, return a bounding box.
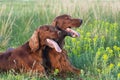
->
[80,19,83,24]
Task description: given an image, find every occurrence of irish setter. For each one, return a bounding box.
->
[44,14,83,75]
[0,25,64,76]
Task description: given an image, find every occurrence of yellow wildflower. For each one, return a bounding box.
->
[109,50,113,54]
[113,45,119,51]
[109,63,114,70]
[119,47,120,51]
[93,35,98,43]
[106,47,110,51]
[97,69,101,73]
[72,38,76,42]
[106,29,108,33]
[54,69,59,75]
[106,47,113,57]
[117,62,120,67]
[118,73,120,78]
[86,32,91,37]
[96,51,101,58]
[113,45,118,51]
[102,54,108,61]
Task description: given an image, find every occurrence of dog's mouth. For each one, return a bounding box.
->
[66,28,80,38]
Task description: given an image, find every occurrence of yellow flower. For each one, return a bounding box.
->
[102,54,108,61]
[114,36,117,41]
[109,50,113,54]
[113,45,119,51]
[72,38,76,42]
[113,45,117,50]
[106,47,110,51]
[119,47,120,51]
[109,63,114,70]
[54,69,59,75]
[106,47,113,57]
[106,29,108,33]
[93,35,98,43]
[96,51,101,58]
[117,62,120,67]
[117,73,120,78]
[97,69,101,73]
[86,32,91,37]
[106,47,113,53]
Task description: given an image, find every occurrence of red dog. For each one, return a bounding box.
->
[0,25,63,76]
[44,14,82,75]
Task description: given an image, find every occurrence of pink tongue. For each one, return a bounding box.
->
[66,28,80,37]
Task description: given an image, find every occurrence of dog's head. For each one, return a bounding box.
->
[52,14,82,37]
[29,25,62,52]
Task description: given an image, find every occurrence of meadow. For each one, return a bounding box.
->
[0,0,120,80]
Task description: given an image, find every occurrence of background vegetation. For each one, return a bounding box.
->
[0,0,120,80]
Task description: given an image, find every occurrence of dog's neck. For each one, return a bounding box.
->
[56,26,68,48]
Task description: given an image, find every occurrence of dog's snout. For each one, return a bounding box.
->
[80,19,83,24]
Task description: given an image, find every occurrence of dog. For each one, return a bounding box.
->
[0,25,64,76]
[44,14,82,75]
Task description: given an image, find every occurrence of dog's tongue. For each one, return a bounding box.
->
[66,28,80,37]
[46,39,62,53]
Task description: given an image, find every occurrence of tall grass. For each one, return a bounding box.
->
[0,0,120,80]
[0,6,15,50]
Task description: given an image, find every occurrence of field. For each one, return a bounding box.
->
[0,0,120,80]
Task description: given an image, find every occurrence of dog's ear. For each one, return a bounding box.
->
[52,19,57,27]
[29,30,39,52]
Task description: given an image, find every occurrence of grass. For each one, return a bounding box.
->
[0,0,120,80]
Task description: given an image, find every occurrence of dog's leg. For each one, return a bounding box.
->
[60,50,80,74]
[48,50,62,72]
